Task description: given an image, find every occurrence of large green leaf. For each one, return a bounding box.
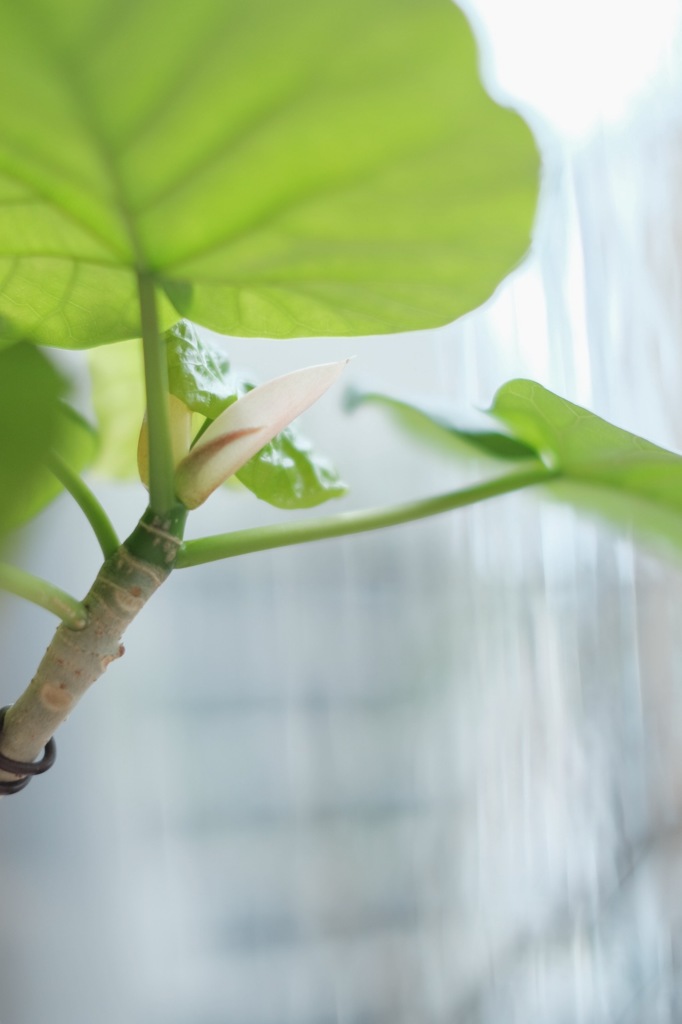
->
[0,344,97,535]
[489,380,682,552]
[0,0,537,349]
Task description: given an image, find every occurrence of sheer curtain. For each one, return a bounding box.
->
[1,3,682,1022]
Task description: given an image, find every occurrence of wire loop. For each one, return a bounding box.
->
[0,706,57,794]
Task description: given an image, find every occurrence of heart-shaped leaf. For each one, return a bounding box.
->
[0,0,537,349]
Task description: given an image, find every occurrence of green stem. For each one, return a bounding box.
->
[177,463,557,568]
[125,503,189,567]
[138,272,175,513]
[0,562,87,629]
[48,452,119,559]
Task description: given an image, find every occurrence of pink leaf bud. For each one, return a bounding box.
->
[175,359,349,509]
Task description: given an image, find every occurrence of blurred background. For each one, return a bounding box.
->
[2,1,682,1021]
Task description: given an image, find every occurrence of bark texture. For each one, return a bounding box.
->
[0,506,186,788]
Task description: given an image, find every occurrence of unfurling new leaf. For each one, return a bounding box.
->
[92,323,348,510]
[174,360,349,508]
[165,322,348,509]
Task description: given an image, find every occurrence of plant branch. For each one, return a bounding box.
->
[0,504,187,793]
[138,272,175,513]
[48,452,120,558]
[0,562,88,629]
[177,462,557,567]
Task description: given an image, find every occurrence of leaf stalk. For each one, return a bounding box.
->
[138,272,176,513]
[177,462,557,567]
[48,452,120,558]
[0,562,87,629]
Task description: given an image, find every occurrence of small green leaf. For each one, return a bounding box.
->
[235,426,347,510]
[0,0,537,348]
[346,386,538,461]
[91,324,346,509]
[490,379,682,552]
[166,326,347,509]
[165,321,236,420]
[0,344,97,535]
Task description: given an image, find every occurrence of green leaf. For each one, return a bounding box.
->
[167,324,346,508]
[0,0,537,349]
[0,344,96,535]
[166,321,235,420]
[89,323,346,508]
[346,386,538,461]
[87,327,238,481]
[352,378,682,554]
[0,343,64,534]
[235,426,347,510]
[15,402,99,533]
[490,379,682,553]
